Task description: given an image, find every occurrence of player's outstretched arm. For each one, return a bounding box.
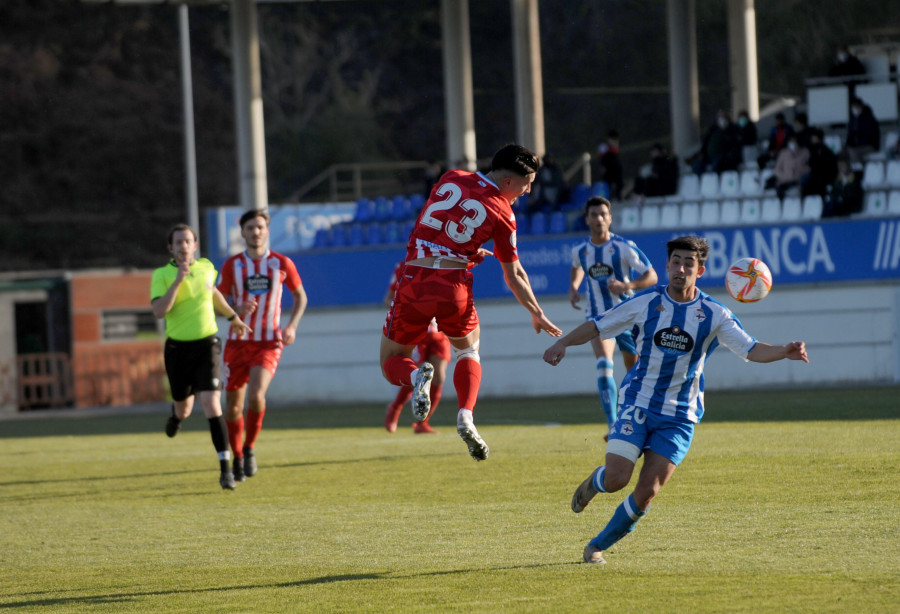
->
[543,320,601,366]
[500,260,562,337]
[747,340,809,364]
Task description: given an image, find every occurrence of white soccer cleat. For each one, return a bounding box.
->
[411,362,434,422]
[583,544,606,564]
[457,423,490,461]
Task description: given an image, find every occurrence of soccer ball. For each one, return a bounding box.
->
[725,257,772,303]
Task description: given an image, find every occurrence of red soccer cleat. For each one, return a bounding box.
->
[412,421,437,434]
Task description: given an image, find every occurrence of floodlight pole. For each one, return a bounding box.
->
[178,4,200,240]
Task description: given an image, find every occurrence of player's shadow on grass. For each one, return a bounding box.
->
[0,563,581,609]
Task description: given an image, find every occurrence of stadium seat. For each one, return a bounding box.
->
[719,171,740,197]
[741,145,759,166]
[548,211,567,234]
[660,203,680,228]
[862,161,886,189]
[313,228,330,248]
[888,190,900,214]
[641,205,661,229]
[739,169,761,195]
[781,196,802,221]
[365,222,384,245]
[354,198,374,223]
[678,174,700,200]
[720,200,740,225]
[760,168,775,193]
[515,211,530,235]
[863,191,888,216]
[886,160,900,186]
[590,182,610,199]
[373,196,391,222]
[884,130,899,155]
[761,198,781,223]
[700,201,720,226]
[680,202,700,227]
[402,219,416,239]
[390,195,411,220]
[620,206,640,230]
[740,199,761,224]
[331,224,348,247]
[348,223,365,246]
[801,195,823,220]
[409,193,426,212]
[699,172,719,199]
[383,221,402,244]
[571,183,592,207]
[530,212,547,235]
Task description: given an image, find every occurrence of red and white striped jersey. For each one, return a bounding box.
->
[217,250,302,342]
[404,170,519,265]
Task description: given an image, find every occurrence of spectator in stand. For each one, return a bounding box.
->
[828,44,866,78]
[629,143,679,201]
[800,129,838,198]
[757,112,794,169]
[844,98,880,163]
[691,109,740,175]
[772,134,810,199]
[736,110,759,166]
[824,158,864,217]
[596,130,623,201]
[528,153,568,214]
[793,112,812,149]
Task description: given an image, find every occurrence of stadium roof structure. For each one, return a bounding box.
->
[80,0,763,215]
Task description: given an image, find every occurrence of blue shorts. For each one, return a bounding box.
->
[606,404,695,466]
[585,315,637,355]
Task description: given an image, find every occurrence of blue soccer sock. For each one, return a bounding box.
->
[588,493,649,551]
[596,357,618,427]
[592,465,609,493]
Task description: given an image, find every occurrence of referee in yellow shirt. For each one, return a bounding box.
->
[151,223,251,490]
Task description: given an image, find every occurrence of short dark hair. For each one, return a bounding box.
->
[490,144,539,176]
[167,223,196,246]
[584,196,611,217]
[239,208,271,228]
[666,235,709,265]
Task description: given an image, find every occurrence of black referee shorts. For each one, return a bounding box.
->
[164,335,223,402]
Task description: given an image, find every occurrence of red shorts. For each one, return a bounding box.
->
[223,339,283,391]
[383,266,478,345]
[414,329,453,363]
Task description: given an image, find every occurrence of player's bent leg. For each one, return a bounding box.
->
[450,333,489,461]
[602,448,639,493]
[198,391,236,490]
[380,336,417,385]
[584,493,648,563]
[632,450,677,510]
[411,362,434,421]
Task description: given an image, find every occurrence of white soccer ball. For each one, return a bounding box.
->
[725,257,772,303]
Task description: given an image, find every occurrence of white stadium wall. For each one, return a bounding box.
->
[248,282,900,407]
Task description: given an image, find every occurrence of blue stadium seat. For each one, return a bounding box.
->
[348,223,365,246]
[313,228,330,248]
[391,195,412,220]
[549,211,567,234]
[571,183,591,207]
[383,221,403,244]
[373,196,391,222]
[530,212,547,235]
[409,193,426,213]
[402,219,416,239]
[366,222,384,245]
[354,198,374,223]
[331,225,348,247]
[590,182,610,199]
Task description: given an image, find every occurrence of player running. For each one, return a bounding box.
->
[569,196,657,435]
[380,143,562,461]
[217,209,307,481]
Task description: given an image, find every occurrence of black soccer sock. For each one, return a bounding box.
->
[208,416,231,472]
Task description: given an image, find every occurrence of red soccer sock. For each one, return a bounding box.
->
[226,415,244,459]
[453,359,482,412]
[423,385,443,424]
[244,408,266,450]
[383,355,418,387]
[391,385,413,410]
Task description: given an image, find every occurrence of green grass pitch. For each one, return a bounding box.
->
[1,386,898,613]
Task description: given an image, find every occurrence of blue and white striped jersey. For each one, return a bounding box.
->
[571,234,654,317]
[592,285,757,424]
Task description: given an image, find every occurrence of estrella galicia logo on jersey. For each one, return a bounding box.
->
[654,326,694,355]
[588,262,614,279]
[246,274,271,295]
